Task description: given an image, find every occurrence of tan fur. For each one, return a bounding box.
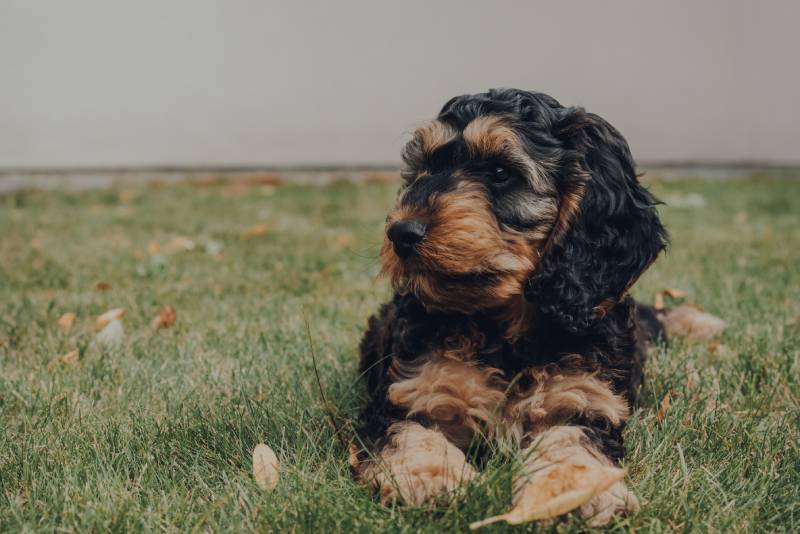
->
[357,360,636,522]
[357,422,475,505]
[390,116,588,318]
[381,182,540,312]
[463,116,553,195]
[416,120,458,154]
[387,355,628,450]
[517,426,639,526]
[499,294,536,340]
[401,120,458,181]
[542,180,587,253]
[388,360,507,448]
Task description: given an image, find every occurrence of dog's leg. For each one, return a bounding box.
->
[352,421,475,505]
[515,425,639,526]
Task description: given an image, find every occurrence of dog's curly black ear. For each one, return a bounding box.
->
[525,108,668,334]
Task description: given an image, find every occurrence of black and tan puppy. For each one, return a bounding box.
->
[350,88,668,525]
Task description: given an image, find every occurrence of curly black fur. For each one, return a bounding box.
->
[356,88,668,466]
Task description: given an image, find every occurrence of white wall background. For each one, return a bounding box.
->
[1,0,798,169]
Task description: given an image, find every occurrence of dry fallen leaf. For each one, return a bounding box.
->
[57,312,76,332]
[95,308,125,330]
[94,319,124,347]
[47,349,79,371]
[95,281,111,292]
[654,292,665,311]
[147,241,161,256]
[242,224,268,240]
[335,233,354,250]
[662,288,687,299]
[166,236,196,253]
[657,390,673,423]
[654,287,688,311]
[150,306,177,329]
[470,466,625,529]
[252,443,280,491]
[661,305,726,341]
[62,349,79,364]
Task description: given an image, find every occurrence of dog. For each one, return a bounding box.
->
[350,88,669,526]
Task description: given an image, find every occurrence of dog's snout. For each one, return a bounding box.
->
[387,219,426,258]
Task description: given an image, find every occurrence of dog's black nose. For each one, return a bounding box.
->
[387,220,426,257]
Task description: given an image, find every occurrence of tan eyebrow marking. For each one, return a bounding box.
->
[415,120,459,154]
[463,116,554,194]
[401,120,459,180]
[463,116,521,158]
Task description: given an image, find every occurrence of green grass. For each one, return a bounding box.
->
[1,175,798,533]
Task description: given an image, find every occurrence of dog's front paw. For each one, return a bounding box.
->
[355,422,475,506]
[375,455,476,506]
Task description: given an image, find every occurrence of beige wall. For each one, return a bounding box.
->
[1,0,798,169]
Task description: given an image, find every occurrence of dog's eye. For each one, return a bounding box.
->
[490,166,511,184]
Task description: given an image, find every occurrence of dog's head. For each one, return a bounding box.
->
[381,89,667,333]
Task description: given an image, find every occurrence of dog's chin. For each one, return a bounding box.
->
[387,266,527,314]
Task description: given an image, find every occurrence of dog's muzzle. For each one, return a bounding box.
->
[387,219,426,258]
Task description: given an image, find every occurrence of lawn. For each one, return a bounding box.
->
[1,175,798,533]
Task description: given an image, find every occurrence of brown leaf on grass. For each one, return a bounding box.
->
[335,233,354,250]
[654,287,688,311]
[662,288,687,299]
[95,281,111,292]
[661,305,726,341]
[657,390,673,423]
[469,466,626,529]
[252,443,280,491]
[95,308,125,330]
[166,236,196,253]
[62,349,78,364]
[242,224,268,240]
[57,312,76,332]
[150,306,177,329]
[147,241,161,256]
[47,349,79,371]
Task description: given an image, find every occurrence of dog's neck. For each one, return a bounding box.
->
[494,293,536,341]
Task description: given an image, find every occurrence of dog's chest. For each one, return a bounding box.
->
[384,310,631,449]
[387,321,511,428]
